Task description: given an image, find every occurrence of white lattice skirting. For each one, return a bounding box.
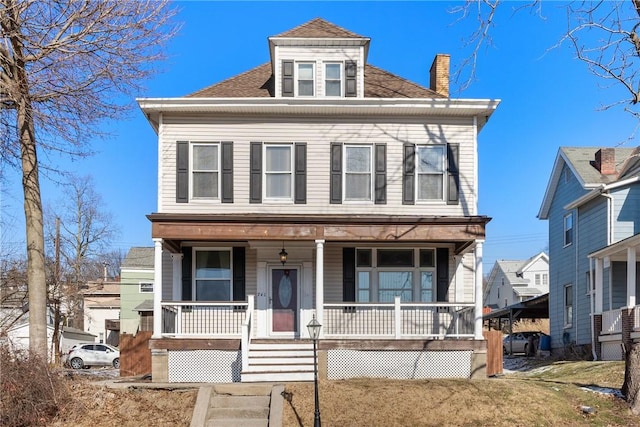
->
[601,342,623,361]
[328,350,472,379]
[168,350,241,383]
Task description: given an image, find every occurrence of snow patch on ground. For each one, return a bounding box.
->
[580,385,624,399]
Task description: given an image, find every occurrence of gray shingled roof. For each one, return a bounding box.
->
[562,147,636,185]
[496,260,530,286]
[186,18,443,99]
[121,247,154,269]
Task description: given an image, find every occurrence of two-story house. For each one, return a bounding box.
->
[120,247,156,335]
[484,252,549,310]
[539,146,640,360]
[138,18,499,383]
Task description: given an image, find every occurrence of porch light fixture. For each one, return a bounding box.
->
[307,315,322,427]
[279,242,288,265]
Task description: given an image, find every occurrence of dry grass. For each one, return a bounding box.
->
[512,318,550,334]
[283,361,635,427]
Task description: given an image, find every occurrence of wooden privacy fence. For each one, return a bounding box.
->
[483,330,503,376]
[120,332,152,377]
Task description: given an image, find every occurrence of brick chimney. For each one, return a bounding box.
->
[591,148,616,175]
[429,54,450,98]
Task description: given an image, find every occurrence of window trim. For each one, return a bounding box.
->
[296,62,315,97]
[355,248,437,303]
[564,283,573,328]
[263,143,294,202]
[139,282,154,293]
[343,144,373,202]
[192,247,233,302]
[415,144,446,202]
[563,212,573,247]
[189,142,221,201]
[324,62,343,97]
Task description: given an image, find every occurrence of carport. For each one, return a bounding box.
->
[483,293,549,354]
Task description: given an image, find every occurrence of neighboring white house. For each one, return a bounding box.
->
[138,18,499,383]
[5,322,96,362]
[82,281,120,346]
[484,252,549,309]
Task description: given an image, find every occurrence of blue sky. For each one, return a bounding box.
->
[2,1,638,272]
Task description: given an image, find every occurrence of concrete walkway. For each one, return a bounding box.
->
[190,383,284,427]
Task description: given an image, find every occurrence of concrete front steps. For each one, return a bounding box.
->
[191,383,284,427]
[242,340,315,382]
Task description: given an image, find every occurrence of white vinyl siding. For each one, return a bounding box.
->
[158,117,477,217]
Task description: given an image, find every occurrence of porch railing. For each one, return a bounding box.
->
[323,298,475,339]
[241,296,254,372]
[161,301,248,337]
[601,309,622,335]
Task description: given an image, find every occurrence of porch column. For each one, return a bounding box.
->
[627,247,637,308]
[153,238,163,339]
[315,239,325,333]
[595,258,603,314]
[474,240,484,340]
[171,253,183,301]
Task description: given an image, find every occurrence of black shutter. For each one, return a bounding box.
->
[282,60,294,97]
[447,143,460,205]
[181,247,192,301]
[345,61,357,97]
[343,248,356,302]
[330,143,342,204]
[436,248,449,302]
[294,143,307,204]
[176,141,189,203]
[233,247,246,301]
[403,143,415,205]
[250,142,262,203]
[221,141,233,203]
[374,143,386,204]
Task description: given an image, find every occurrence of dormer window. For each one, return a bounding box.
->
[325,63,342,96]
[297,63,314,96]
[282,60,358,98]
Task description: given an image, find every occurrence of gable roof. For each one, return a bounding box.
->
[121,247,154,270]
[516,251,549,276]
[538,147,637,219]
[274,17,364,38]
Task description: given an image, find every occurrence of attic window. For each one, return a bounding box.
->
[325,63,341,96]
[297,63,314,96]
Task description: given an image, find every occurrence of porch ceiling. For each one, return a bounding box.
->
[148,213,489,254]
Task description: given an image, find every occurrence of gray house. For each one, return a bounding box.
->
[538,146,640,360]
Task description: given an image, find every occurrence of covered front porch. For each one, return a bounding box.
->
[146,213,489,382]
[589,233,640,361]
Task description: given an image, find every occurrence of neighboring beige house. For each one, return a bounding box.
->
[138,18,500,383]
[484,252,549,309]
[120,247,155,335]
[82,280,120,346]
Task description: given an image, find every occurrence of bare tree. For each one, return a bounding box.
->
[452,1,640,120]
[45,173,119,331]
[0,1,178,359]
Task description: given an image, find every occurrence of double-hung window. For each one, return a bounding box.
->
[297,63,314,96]
[564,284,573,327]
[191,143,219,199]
[416,145,445,201]
[325,63,342,96]
[344,145,372,201]
[194,249,232,301]
[264,144,293,200]
[564,212,573,246]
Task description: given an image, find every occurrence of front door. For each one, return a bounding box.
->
[271,268,298,334]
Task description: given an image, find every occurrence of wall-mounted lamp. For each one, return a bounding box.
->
[279,242,288,265]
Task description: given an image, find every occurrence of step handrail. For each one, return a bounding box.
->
[241,295,255,372]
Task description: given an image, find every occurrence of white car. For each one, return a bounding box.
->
[66,343,120,369]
